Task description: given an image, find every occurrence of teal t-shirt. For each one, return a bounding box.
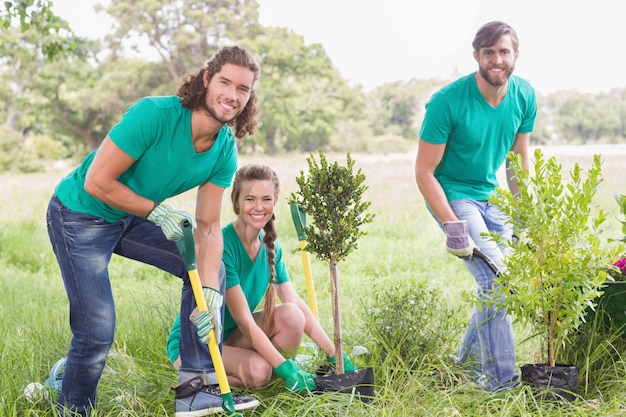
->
[419,73,536,201]
[221,223,290,341]
[55,96,238,223]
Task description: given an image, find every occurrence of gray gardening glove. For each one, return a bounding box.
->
[147,203,196,241]
[443,220,477,259]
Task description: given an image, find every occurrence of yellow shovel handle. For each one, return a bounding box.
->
[299,240,318,320]
[188,269,232,396]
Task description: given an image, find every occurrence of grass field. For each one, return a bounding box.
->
[2,145,626,416]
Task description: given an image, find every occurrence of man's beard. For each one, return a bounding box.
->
[203,102,237,125]
[479,65,514,87]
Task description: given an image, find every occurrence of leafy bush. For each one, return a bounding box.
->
[490,150,617,367]
[26,133,67,160]
[360,279,463,369]
[0,125,43,173]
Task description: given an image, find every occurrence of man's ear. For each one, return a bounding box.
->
[203,70,209,88]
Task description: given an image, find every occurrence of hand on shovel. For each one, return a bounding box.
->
[189,287,223,343]
[147,203,196,241]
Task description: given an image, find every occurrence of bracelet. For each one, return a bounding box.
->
[146,201,159,218]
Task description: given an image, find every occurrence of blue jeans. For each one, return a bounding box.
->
[442,199,517,390]
[46,195,223,416]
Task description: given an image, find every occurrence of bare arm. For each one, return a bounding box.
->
[84,136,155,217]
[415,139,456,224]
[195,182,226,290]
[506,132,530,197]
[276,282,334,357]
[225,286,286,368]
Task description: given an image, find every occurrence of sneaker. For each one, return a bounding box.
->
[44,357,66,392]
[175,376,259,416]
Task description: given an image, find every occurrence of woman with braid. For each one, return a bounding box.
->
[167,164,357,393]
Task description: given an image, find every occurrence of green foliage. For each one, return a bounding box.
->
[4,154,626,415]
[3,0,626,157]
[360,279,463,369]
[26,133,66,160]
[366,78,446,138]
[287,151,375,264]
[489,149,616,367]
[613,193,626,243]
[0,125,43,172]
[560,309,626,396]
[103,0,261,83]
[251,26,364,154]
[1,0,79,60]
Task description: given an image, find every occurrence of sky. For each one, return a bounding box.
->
[51,0,625,95]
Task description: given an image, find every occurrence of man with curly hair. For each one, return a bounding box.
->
[47,46,261,416]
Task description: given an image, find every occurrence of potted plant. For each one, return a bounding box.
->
[488,149,616,402]
[288,151,375,400]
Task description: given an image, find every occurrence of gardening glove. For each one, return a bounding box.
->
[189,287,223,344]
[328,352,358,373]
[147,203,196,241]
[274,359,316,394]
[443,220,478,259]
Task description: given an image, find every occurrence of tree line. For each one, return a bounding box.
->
[1,0,624,173]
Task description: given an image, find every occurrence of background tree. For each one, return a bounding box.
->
[100,0,261,85]
[366,78,444,139]
[1,0,78,59]
[0,14,88,132]
[34,56,171,153]
[2,0,626,173]
[250,26,365,154]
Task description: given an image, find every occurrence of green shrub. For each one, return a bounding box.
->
[26,133,66,160]
[360,279,463,369]
[0,125,43,173]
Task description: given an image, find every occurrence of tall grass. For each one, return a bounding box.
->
[2,146,626,416]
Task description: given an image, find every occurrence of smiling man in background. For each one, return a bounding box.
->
[415,21,536,391]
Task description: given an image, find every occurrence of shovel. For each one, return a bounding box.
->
[289,204,319,320]
[472,248,501,276]
[176,220,242,417]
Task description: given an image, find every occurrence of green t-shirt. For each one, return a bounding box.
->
[419,73,536,201]
[221,222,290,341]
[55,96,238,223]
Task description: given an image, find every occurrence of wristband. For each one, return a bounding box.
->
[146,201,159,218]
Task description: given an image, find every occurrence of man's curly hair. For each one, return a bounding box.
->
[178,46,261,139]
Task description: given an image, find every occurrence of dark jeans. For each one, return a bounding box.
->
[46,195,223,416]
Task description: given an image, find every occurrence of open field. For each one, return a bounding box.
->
[1,145,626,416]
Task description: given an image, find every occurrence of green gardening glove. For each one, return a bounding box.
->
[328,352,358,373]
[274,359,316,394]
[189,287,223,343]
[147,203,196,241]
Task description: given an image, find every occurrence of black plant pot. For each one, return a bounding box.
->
[313,368,375,403]
[521,364,578,402]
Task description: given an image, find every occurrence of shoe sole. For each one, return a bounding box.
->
[175,406,222,417]
[235,398,260,411]
[175,398,259,416]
